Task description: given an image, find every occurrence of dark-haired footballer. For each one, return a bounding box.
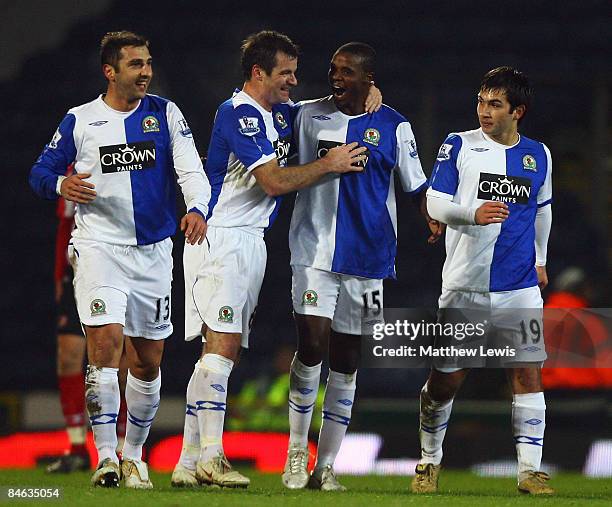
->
[174,30,372,490]
[30,30,211,489]
[282,42,437,491]
[413,67,553,495]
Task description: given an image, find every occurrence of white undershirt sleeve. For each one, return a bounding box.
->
[426,194,477,226]
[167,101,211,217]
[534,204,552,266]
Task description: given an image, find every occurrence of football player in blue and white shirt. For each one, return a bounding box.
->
[281,43,439,491]
[29,32,211,489]
[412,67,554,495]
[174,31,371,489]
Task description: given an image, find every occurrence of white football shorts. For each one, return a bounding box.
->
[69,237,173,340]
[291,265,384,335]
[184,226,266,347]
[435,285,546,372]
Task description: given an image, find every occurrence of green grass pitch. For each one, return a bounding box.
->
[0,468,610,506]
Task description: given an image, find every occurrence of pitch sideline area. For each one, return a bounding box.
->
[0,469,610,506]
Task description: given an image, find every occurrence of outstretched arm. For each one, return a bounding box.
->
[252,142,366,196]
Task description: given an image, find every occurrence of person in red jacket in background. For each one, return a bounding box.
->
[543,267,612,390]
[47,165,128,473]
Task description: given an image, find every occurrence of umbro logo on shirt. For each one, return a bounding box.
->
[89,121,108,127]
[312,115,331,120]
[470,147,489,152]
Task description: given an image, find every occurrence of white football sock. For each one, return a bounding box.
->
[121,369,161,461]
[178,365,200,470]
[195,354,233,463]
[418,382,454,466]
[314,369,356,470]
[288,355,321,448]
[85,365,120,464]
[513,391,546,482]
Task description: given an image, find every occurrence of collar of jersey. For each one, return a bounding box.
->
[481,129,521,149]
[328,95,368,120]
[97,94,142,117]
[233,89,271,116]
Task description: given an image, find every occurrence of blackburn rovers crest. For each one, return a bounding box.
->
[90,299,106,316]
[523,154,537,171]
[218,306,234,323]
[302,290,318,306]
[142,115,160,133]
[275,111,288,129]
[363,128,380,146]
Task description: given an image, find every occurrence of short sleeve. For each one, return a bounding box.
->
[427,134,462,201]
[394,121,427,194]
[228,104,276,172]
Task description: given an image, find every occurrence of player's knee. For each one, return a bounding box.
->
[128,363,160,382]
[427,383,455,402]
[426,384,451,402]
[329,357,358,374]
[329,331,360,373]
[127,348,162,379]
[205,331,242,362]
[86,327,123,367]
[329,346,360,373]
[295,314,329,360]
[508,366,542,394]
[297,338,325,365]
[428,368,467,401]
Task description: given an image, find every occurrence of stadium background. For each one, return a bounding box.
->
[0,0,609,478]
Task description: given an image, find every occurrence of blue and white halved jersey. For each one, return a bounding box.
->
[204,90,292,232]
[427,128,553,292]
[289,96,427,279]
[29,94,211,246]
